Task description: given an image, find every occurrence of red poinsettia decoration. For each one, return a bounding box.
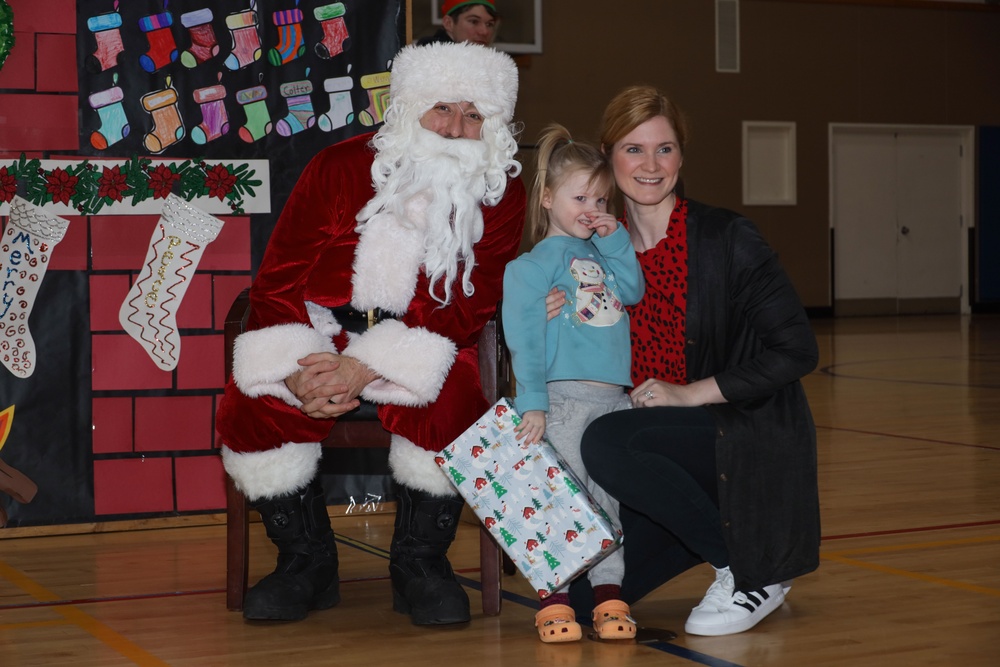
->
[97,165,129,202]
[4,154,261,215]
[147,164,180,199]
[204,163,237,201]
[45,167,78,206]
[0,166,15,203]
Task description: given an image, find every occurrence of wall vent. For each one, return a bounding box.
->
[716,0,740,73]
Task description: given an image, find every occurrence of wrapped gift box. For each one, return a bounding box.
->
[435,398,622,598]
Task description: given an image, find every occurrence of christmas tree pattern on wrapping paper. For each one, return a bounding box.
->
[436,398,623,597]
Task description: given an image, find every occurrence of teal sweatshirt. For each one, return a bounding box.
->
[501,224,645,414]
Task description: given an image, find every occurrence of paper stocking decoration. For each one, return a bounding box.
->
[119,195,224,372]
[267,8,305,66]
[85,10,125,74]
[317,76,354,132]
[276,79,315,136]
[236,85,272,143]
[89,82,130,150]
[0,197,70,378]
[141,80,185,154]
[358,71,391,127]
[313,3,349,59]
[224,8,262,71]
[138,11,178,74]
[190,82,230,145]
[180,8,220,68]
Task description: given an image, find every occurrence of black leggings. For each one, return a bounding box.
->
[582,406,729,572]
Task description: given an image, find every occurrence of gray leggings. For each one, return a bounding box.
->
[544,380,633,588]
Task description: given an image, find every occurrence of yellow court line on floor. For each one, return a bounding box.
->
[821,552,1000,599]
[824,533,1000,558]
[0,559,170,666]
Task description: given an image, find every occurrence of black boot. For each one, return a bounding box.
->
[243,478,340,621]
[389,485,471,625]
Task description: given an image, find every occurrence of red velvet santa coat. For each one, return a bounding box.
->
[216,133,526,478]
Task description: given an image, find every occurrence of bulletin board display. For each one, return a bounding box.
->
[0,0,405,529]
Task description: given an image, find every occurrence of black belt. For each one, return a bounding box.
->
[328,305,394,334]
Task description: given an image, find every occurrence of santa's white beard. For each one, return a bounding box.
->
[358,128,491,305]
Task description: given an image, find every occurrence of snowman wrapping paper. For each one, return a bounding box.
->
[435,398,623,598]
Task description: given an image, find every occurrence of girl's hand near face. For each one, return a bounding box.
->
[586,212,619,238]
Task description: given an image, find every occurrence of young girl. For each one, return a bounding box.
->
[502,124,645,643]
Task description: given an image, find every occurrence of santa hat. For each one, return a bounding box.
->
[441,0,496,17]
[389,41,518,124]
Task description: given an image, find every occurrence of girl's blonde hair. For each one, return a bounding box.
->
[526,123,615,245]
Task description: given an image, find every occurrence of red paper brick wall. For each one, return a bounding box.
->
[0,0,253,521]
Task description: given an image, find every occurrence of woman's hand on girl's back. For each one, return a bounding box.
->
[545,286,567,321]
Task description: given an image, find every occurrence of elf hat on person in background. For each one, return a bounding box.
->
[441,0,496,17]
[389,41,517,125]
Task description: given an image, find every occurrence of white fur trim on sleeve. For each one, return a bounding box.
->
[221,442,322,502]
[232,323,337,406]
[388,434,458,497]
[341,319,457,406]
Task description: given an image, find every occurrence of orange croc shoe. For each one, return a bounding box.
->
[592,600,637,640]
[535,604,583,643]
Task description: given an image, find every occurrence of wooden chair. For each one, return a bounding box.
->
[223,288,507,615]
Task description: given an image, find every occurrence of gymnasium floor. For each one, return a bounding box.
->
[1,314,998,666]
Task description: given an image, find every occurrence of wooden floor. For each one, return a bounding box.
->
[2,314,999,666]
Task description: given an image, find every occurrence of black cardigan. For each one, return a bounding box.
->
[685,199,821,590]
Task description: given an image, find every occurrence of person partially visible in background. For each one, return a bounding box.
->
[417,0,498,46]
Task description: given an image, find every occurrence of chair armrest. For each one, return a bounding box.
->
[223,287,252,382]
[477,303,511,404]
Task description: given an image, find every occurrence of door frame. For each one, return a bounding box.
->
[828,123,976,315]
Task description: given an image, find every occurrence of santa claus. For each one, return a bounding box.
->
[215,42,525,625]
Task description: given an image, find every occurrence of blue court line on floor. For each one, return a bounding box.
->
[645,643,748,667]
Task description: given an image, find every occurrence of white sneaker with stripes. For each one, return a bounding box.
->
[684,567,786,636]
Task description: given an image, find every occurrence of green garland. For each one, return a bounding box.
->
[0,0,12,72]
[0,154,262,215]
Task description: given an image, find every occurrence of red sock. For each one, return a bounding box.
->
[139,13,178,73]
[593,584,622,606]
[540,592,571,609]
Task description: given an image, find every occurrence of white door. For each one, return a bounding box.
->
[831,126,969,315]
[895,133,963,302]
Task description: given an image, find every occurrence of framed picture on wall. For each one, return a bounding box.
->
[411,0,543,54]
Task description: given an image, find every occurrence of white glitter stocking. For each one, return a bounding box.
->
[0,197,70,378]
[118,194,223,371]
